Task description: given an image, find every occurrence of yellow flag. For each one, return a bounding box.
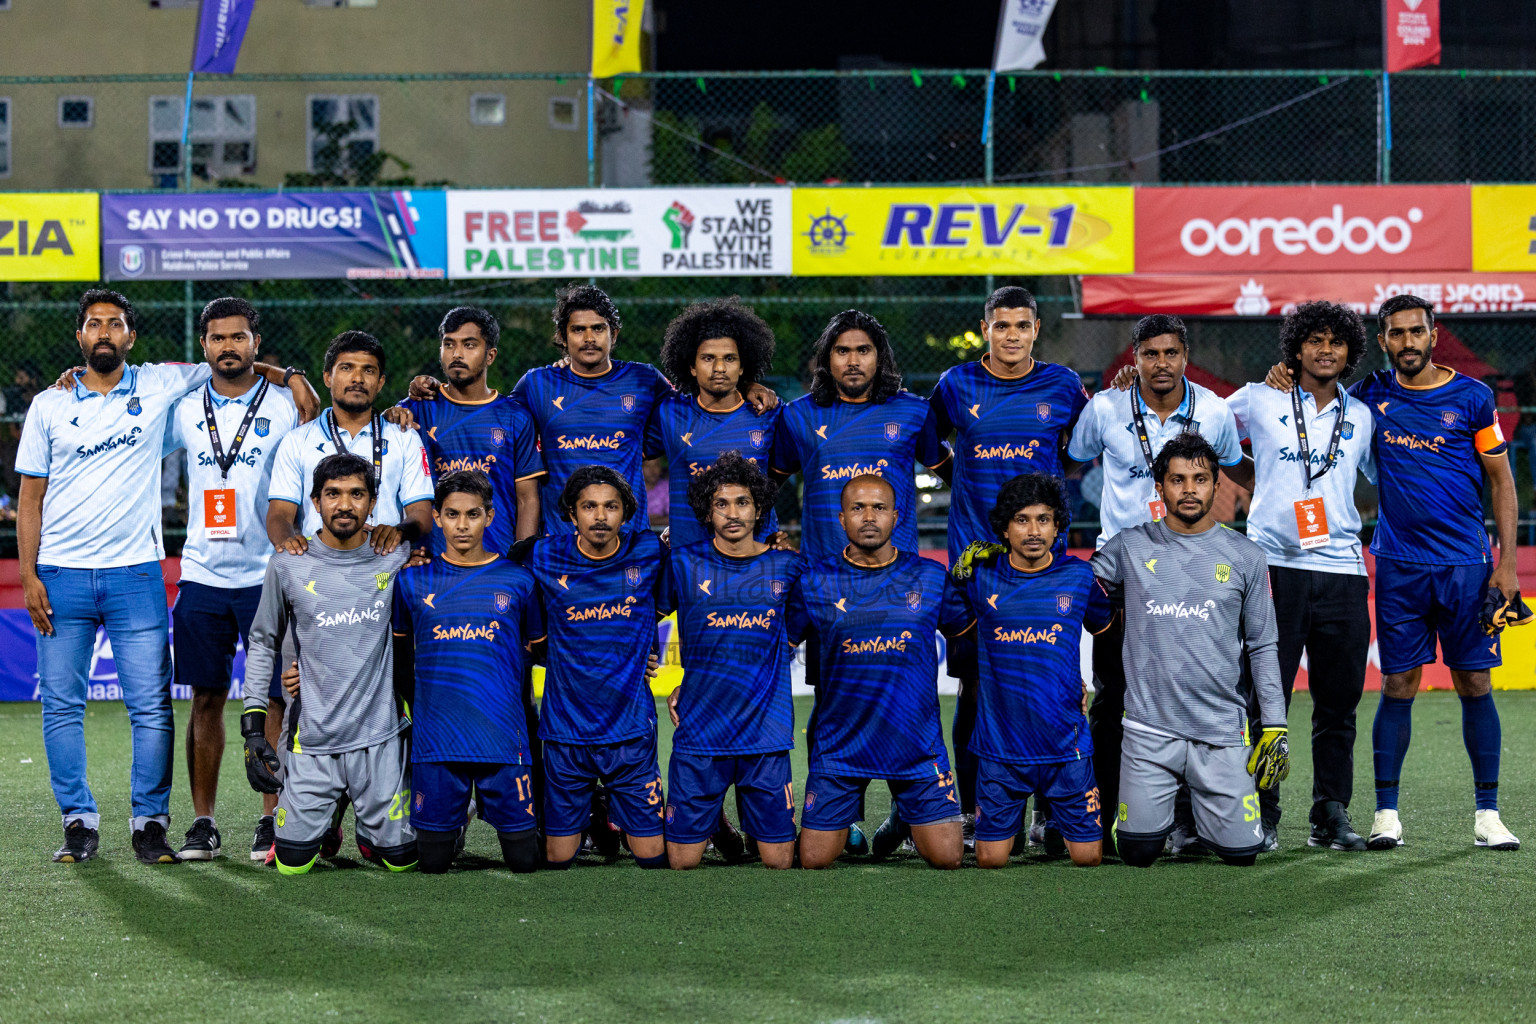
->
[591,0,646,78]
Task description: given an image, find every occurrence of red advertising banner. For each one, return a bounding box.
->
[1135,186,1471,273]
[1081,271,1536,317]
[1385,0,1440,73]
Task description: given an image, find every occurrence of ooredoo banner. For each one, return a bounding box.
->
[1134,186,1471,273]
[447,188,791,278]
[101,191,448,280]
[1080,272,1536,317]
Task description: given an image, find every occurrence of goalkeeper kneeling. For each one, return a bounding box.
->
[241,454,418,875]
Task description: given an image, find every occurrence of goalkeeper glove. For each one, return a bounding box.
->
[1480,585,1535,636]
[951,540,1007,581]
[1247,727,1290,791]
[241,710,283,794]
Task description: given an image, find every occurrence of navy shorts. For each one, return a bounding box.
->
[802,761,961,832]
[543,736,664,838]
[974,756,1102,844]
[665,750,796,845]
[172,580,283,698]
[412,761,536,834]
[1375,556,1500,674]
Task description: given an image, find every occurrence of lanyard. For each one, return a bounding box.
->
[328,408,383,481]
[1130,382,1195,473]
[1290,387,1347,490]
[203,379,269,481]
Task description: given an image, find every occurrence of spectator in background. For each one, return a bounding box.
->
[645,458,670,531]
[1,361,44,520]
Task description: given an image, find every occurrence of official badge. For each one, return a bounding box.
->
[749,430,765,449]
[1056,594,1073,614]
[490,427,506,448]
[494,591,511,614]
[1441,410,1458,428]
[770,579,786,597]
[621,394,636,413]
[1341,421,1354,440]
[126,397,142,416]
[1036,402,1052,423]
[884,422,901,442]
[375,572,392,590]
[1214,563,1232,583]
[905,590,922,611]
[254,417,270,437]
[625,566,642,587]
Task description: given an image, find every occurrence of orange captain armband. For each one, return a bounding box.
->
[1475,421,1507,455]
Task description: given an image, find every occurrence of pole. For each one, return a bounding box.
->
[982,68,997,185]
[586,74,597,186]
[183,280,194,363]
[1381,71,1393,184]
[180,69,194,191]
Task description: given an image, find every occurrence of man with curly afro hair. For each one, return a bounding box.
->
[1225,300,1375,852]
[649,298,784,549]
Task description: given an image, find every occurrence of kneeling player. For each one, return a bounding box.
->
[527,467,669,869]
[663,453,803,869]
[393,471,543,874]
[790,476,967,870]
[948,474,1113,868]
[1090,434,1289,868]
[241,454,416,874]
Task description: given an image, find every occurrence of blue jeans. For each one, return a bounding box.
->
[34,563,173,831]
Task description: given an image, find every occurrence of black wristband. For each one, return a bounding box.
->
[282,366,305,388]
[240,710,267,738]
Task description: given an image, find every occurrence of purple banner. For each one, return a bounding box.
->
[101,190,448,281]
[193,0,255,74]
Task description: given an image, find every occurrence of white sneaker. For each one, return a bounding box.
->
[1474,809,1521,850]
[1025,809,1047,848]
[1368,809,1404,850]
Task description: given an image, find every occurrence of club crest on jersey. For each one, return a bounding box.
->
[1036,402,1052,423]
[254,417,270,437]
[749,429,765,449]
[1214,563,1232,583]
[490,428,506,448]
[884,422,901,442]
[905,590,922,611]
[621,394,636,413]
[1341,421,1354,440]
[415,791,424,811]
[770,579,786,597]
[625,566,642,588]
[126,397,142,416]
[375,572,392,590]
[493,591,512,614]
[1441,410,1458,428]
[1056,594,1073,614]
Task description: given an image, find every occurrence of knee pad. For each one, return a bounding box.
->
[1216,851,1257,867]
[274,839,321,876]
[416,828,460,874]
[497,829,540,873]
[1116,835,1164,869]
[358,839,418,872]
[634,852,669,870]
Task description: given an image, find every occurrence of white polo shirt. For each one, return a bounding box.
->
[267,410,434,537]
[1228,383,1376,576]
[1067,378,1243,547]
[165,379,301,589]
[15,362,212,568]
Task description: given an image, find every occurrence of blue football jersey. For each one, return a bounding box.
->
[946,553,1112,765]
[663,542,804,756]
[646,393,781,548]
[526,529,665,744]
[397,391,544,557]
[511,360,674,537]
[930,358,1089,561]
[787,550,968,779]
[1349,367,1506,566]
[770,391,950,562]
[392,555,544,763]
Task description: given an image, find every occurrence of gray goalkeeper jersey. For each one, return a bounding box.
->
[243,539,410,754]
[1090,520,1284,747]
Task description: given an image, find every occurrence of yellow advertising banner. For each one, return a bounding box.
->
[591,0,647,78]
[1472,185,1536,272]
[791,187,1134,276]
[0,193,100,281]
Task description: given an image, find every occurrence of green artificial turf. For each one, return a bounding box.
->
[0,693,1532,1023]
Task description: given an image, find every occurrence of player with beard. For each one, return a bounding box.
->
[162,297,320,862]
[17,289,314,865]
[1091,433,1287,868]
[1066,315,1242,851]
[1265,294,1526,851]
[396,307,544,554]
[241,454,415,874]
[1223,303,1375,852]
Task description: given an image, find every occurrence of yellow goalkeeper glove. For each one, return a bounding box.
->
[951,540,1007,581]
[1247,726,1290,791]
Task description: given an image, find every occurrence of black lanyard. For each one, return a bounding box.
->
[1290,387,1347,491]
[1130,382,1195,473]
[203,379,269,482]
[328,408,383,481]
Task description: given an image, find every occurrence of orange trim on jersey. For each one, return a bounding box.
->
[943,619,977,638]
[842,545,900,570]
[515,470,549,482]
[1009,552,1054,574]
[442,389,500,406]
[576,537,623,561]
[926,449,954,470]
[1396,364,1458,391]
[697,394,746,415]
[569,361,616,380]
[712,538,769,559]
[838,393,871,404]
[980,353,1035,382]
[442,552,499,567]
[1476,422,1508,454]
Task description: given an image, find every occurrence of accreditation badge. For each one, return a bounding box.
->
[1148,499,1167,522]
[1293,497,1330,550]
[204,488,238,539]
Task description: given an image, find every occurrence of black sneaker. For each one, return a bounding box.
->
[1308,802,1368,851]
[1261,824,1280,852]
[844,823,870,856]
[709,812,747,863]
[179,818,222,861]
[132,821,182,865]
[251,816,276,862]
[320,802,346,859]
[871,810,911,859]
[53,820,99,863]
